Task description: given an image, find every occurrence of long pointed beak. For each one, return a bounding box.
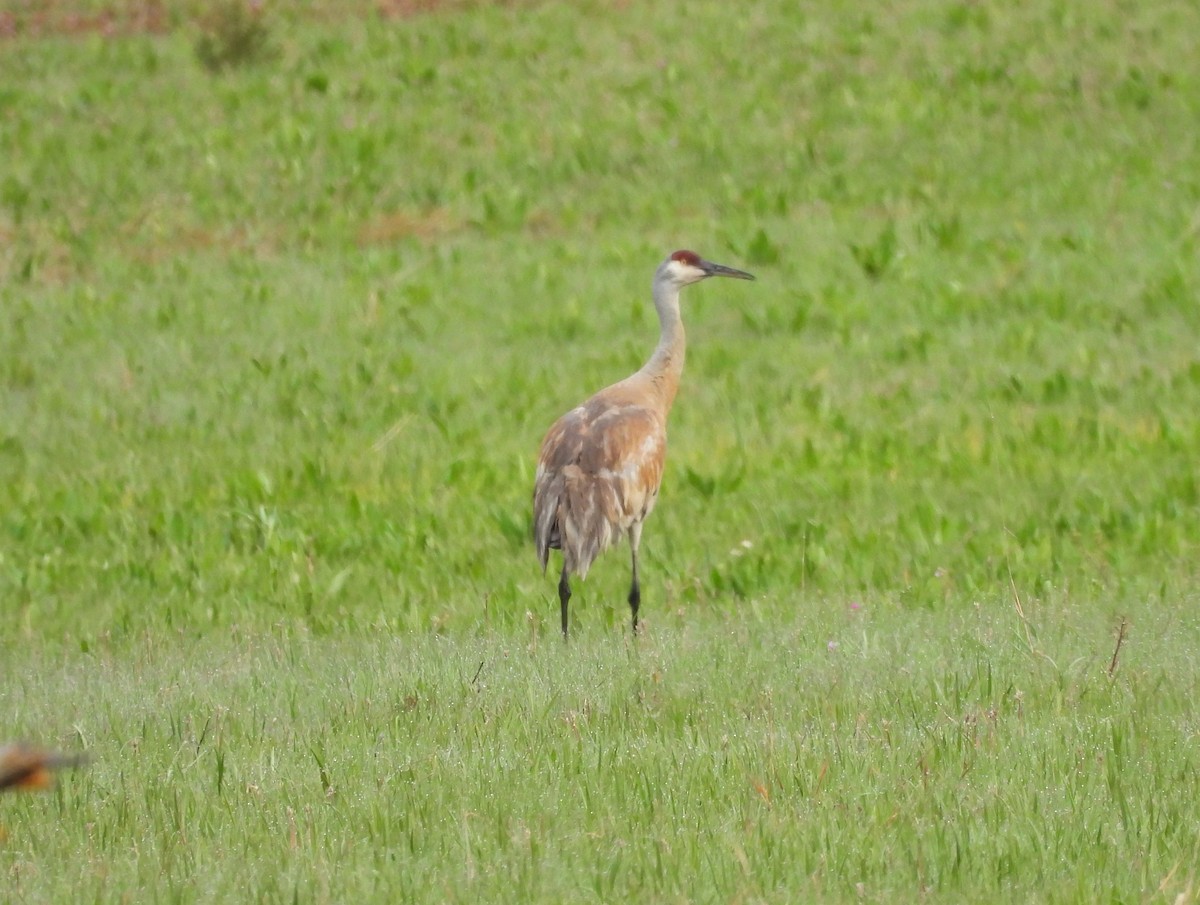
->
[701,259,756,281]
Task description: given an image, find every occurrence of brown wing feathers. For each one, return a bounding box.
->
[534,393,666,580]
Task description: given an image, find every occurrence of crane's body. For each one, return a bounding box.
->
[533,250,755,637]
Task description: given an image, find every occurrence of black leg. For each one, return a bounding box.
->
[558,566,571,640]
[629,545,641,635]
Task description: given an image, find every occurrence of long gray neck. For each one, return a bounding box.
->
[632,274,686,409]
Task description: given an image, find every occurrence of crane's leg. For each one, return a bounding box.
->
[628,523,643,634]
[558,565,571,640]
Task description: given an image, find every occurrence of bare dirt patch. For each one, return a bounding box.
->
[0,0,498,39]
[0,0,170,38]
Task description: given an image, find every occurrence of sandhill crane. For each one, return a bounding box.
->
[0,742,86,792]
[533,249,755,637]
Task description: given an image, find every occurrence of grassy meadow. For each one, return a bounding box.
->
[2,0,1200,900]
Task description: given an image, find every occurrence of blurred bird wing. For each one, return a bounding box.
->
[0,743,85,792]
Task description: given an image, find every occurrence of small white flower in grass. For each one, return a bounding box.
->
[827,640,839,653]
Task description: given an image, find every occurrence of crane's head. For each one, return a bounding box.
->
[659,249,756,288]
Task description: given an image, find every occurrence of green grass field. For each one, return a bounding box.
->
[2,0,1200,900]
